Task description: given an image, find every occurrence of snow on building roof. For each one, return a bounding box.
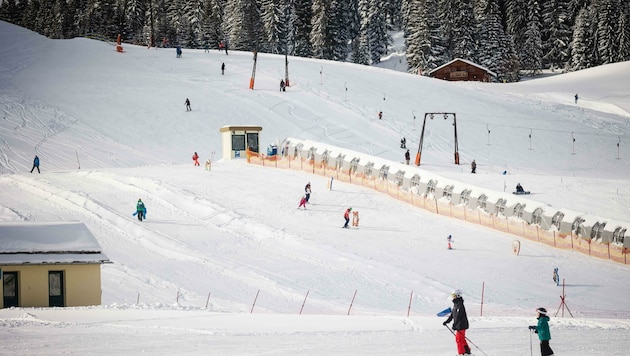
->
[0,221,110,264]
[428,58,497,77]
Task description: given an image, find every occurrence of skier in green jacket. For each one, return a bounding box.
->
[135,198,147,222]
[529,307,554,356]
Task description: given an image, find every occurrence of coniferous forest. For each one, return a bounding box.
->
[1,0,629,82]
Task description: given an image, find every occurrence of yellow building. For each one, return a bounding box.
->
[0,221,110,308]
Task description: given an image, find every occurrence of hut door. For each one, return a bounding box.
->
[48,271,65,307]
[2,272,19,308]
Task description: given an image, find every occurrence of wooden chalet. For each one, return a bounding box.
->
[429,58,496,82]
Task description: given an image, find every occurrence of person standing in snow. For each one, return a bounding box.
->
[280,79,285,92]
[343,207,352,228]
[221,62,225,75]
[405,149,410,165]
[30,155,40,173]
[471,160,477,174]
[574,93,578,104]
[304,182,312,203]
[192,152,200,166]
[185,98,191,111]
[135,198,147,222]
[443,289,471,355]
[529,307,554,356]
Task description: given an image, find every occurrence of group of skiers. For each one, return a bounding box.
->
[442,289,553,356]
[297,182,355,229]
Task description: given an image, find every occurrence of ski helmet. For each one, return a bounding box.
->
[536,307,547,315]
[451,289,463,299]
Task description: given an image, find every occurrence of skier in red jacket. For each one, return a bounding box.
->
[343,207,352,228]
[192,152,200,166]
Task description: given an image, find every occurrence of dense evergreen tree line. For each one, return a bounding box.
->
[1,0,628,81]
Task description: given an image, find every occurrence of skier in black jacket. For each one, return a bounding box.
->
[443,289,471,355]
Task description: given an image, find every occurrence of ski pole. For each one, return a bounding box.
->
[529,329,533,356]
[444,324,456,335]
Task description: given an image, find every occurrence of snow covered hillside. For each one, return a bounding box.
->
[0,21,629,355]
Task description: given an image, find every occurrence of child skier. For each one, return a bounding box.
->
[135,198,147,222]
[529,307,554,356]
[443,289,471,355]
[447,235,453,249]
[192,152,200,166]
[298,196,307,209]
[343,207,352,228]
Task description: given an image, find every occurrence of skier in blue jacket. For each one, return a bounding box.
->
[529,307,554,356]
[30,155,40,173]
